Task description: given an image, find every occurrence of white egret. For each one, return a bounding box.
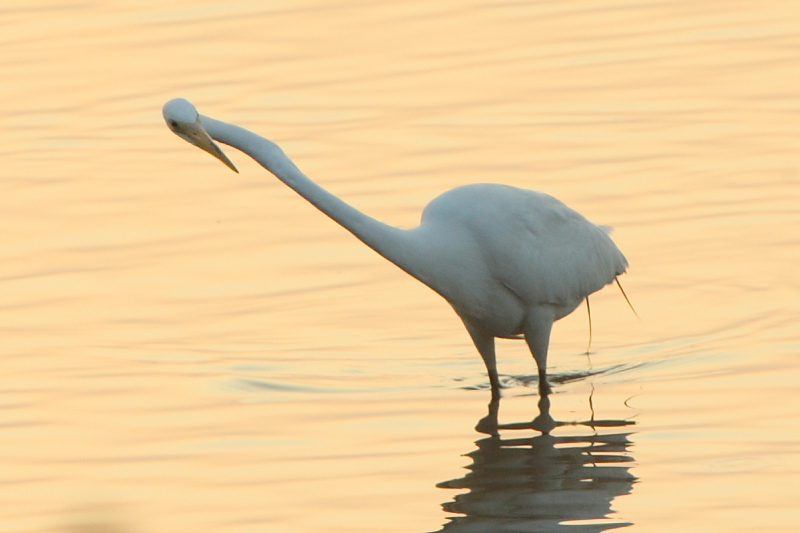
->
[163,98,628,395]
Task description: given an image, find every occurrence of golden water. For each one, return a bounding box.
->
[2,1,798,531]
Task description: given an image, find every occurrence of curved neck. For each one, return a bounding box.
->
[200,114,422,279]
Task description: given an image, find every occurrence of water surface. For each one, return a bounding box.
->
[1,1,798,532]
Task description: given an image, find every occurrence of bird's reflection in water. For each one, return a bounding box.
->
[434,392,636,532]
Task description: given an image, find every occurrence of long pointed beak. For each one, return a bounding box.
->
[189,122,239,173]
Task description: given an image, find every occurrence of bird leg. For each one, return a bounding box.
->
[523,310,554,395]
[461,319,501,396]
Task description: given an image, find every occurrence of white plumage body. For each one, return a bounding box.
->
[410,183,626,339]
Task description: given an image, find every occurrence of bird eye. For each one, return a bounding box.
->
[170,120,179,129]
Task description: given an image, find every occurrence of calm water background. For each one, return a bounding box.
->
[2,1,799,531]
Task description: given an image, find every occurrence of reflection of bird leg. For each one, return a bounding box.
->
[474,396,500,436]
[498,389,633,436]
[497,394,558,435]
[530,394,557,435]
[439,388,638,532]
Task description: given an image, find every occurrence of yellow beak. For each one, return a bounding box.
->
[189,122,239,173]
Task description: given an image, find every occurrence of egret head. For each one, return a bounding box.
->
[163,98,238,173]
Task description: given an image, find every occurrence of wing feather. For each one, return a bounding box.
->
[431,184,627,306]
[495,189,627,304]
